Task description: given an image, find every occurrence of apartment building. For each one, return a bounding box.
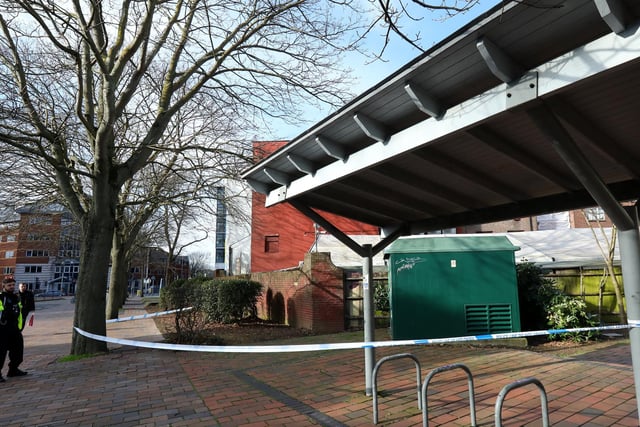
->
[0,205,80,293]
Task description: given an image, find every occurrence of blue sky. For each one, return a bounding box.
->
[271,0,500,140]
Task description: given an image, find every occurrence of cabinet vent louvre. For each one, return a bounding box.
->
[465,304,512,334]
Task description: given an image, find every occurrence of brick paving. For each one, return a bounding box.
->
[0,297,637,426]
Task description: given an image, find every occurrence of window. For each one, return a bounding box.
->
[2,267,13,275]
[264,235,280,253]
[24,266,43,273]
[58,249,80,257]
[28,216,52,225]
[26,250,49,257]
[27,233,51,241]
[584,207,605,222]
[5,250,14,258]
[6,235,16,242]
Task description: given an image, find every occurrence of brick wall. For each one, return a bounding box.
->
[250,140,379,273]
[568,209,614,228]
[249,252,345,333]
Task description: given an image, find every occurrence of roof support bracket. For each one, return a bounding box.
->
[476,36,524,83]
[404,81,446,119]
[505,72,538,109]
[594,0,633,34]
[246,178,271,195]
[354,112,389,144]
[263,167,290,186]
[374,225,407,256]
[315,136,348,161]
[288,200,367,257]
[287,153,316,175]
[526,103,635,230]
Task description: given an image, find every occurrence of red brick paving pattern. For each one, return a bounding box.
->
[2,297,637,426]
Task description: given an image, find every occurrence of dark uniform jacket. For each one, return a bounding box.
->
[0,291,22,331]
[19,290,35,326]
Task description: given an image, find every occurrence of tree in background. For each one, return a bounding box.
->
[581,210,626,326]
[189,252,214,278]
[106,108,247,319]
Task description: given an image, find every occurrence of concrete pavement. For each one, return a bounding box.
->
[0,296,637,426]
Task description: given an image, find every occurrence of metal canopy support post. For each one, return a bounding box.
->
[619,208,640,418]
[363,243,376,396]
[527,103,640,419]
[289,200,398,395]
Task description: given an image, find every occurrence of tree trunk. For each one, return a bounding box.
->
[71,213,115,354]
[106,240,130,320]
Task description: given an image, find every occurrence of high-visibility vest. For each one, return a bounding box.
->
[0,296,23,330]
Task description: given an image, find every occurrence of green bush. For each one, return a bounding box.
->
[374,279,390,313]
[516,263,560,331]
[160,277,210,343]
[547,294,599,342]
[160,277,263,341]
[516,262,598,342]
[208,278,263,324]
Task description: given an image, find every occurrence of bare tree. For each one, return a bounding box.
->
[0,0,364,354]
[582,210,626,326]
[367,0,480,55]
[106,106,248,319]
[189,251,214,278]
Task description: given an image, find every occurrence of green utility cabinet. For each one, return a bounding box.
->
[385,235,521,340]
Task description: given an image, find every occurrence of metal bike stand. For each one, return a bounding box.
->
[495,377,549,427]
[421,363,477,427]
[372,353,422,424]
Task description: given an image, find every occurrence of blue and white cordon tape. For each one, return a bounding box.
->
[75,317,632,353]
[105,307,192,323]
[628,319,640,328]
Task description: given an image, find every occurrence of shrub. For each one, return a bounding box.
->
[159,277,263,342]
[208,278,263,324]
[516,263,560,331]
[160,277,210,343]
[374,279,390,313]
[547,294,599,342]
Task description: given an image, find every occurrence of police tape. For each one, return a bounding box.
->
[105,307,193,323]
[74,323,632,354]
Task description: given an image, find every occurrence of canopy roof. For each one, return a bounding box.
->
[243,0,640,238]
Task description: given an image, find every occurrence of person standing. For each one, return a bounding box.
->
[18,282,35,331]
[0,277,27,381]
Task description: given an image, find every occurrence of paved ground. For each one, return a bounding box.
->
[0,296,637,426]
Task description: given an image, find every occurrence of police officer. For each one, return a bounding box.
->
[18,282,35,331]
[0,277,27,381]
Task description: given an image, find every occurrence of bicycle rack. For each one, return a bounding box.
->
[372,353,422,424]
[495,377,549,427]
[421,363,477,427]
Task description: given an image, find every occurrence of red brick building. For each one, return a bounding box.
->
[0,205,79,293]
[250,141,380,273]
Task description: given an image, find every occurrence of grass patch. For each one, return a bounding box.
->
[57,353,103,363]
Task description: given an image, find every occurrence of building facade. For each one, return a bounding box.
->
[249,141,380,273]
[0,205,80,293]
[127,247,190,295]
[1,205,190,295]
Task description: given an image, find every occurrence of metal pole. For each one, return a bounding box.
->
[618,208,640,417]
[363,243,375,396]
[527,103,640,420]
